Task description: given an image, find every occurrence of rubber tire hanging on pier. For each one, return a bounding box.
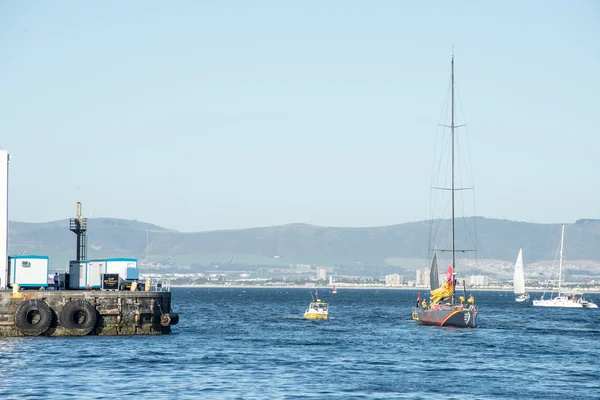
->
[59,299,98,335]
[160,312,179,327]
[14,299,53,336]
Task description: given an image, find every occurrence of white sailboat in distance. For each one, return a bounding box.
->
[513,248,529,302]
[533,225,598,308]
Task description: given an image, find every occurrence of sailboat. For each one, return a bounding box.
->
[533,225,598,308]
[411,53,478,328]
[332,285,337,294]
[513,248,530,302]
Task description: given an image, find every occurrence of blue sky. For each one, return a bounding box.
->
[1,1,598,232]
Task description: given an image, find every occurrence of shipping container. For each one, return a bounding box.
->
[105,258,138,281]
[86,259,106,289]
[69,260,87,289]
[8,255,49,288]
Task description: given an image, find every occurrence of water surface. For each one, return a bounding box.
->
[1,288,599,399]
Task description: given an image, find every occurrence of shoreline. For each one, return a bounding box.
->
[169,284,600,293]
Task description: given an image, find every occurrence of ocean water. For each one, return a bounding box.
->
[1,287,599,399]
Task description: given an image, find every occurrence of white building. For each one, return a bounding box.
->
[385,273,403,286]
[316,266,327,281]
[467,275,489,286]
[415,269,430,287]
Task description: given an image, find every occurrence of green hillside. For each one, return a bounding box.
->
[8,217,600,270]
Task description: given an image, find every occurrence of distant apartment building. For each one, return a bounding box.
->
[415,269,430,287]
[385,273,403,286]
[467,275,489,286]
[316,266,327,281]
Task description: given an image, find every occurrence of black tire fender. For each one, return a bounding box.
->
[59,299,98,335]
[160,313,171,327]
[160,312,179,327]
[14,299,53,336]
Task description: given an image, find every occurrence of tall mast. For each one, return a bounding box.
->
[451,53,456,304]
[558,224,564,294]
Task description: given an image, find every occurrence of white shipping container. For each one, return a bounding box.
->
[9,255,49,288]
[105,258,138,281]
[86,260,106,289]
[69,260,87,289]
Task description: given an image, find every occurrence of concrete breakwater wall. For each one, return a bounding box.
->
[0,290,178,337]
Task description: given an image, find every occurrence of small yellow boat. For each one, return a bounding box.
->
[303,291,329,320]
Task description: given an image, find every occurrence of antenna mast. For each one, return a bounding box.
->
[69,201,87,261]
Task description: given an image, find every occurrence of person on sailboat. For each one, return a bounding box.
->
[468,295,475,305]
[421,299,427,309]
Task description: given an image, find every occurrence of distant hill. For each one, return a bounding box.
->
[7,217,600,272]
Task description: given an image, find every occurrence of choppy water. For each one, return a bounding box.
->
[1,288,599,399]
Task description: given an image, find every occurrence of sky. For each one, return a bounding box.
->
[1,1,599,232]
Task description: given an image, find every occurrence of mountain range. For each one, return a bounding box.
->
[7,217,600,274]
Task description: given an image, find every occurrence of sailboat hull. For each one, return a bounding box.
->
[532,300,584,308]
[515,293,530,302]
[412,305,477,328]
[533,296,598,308]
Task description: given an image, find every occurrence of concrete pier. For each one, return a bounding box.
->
[0,289,178,337]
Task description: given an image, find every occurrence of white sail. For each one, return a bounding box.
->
[513,248,525,295]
